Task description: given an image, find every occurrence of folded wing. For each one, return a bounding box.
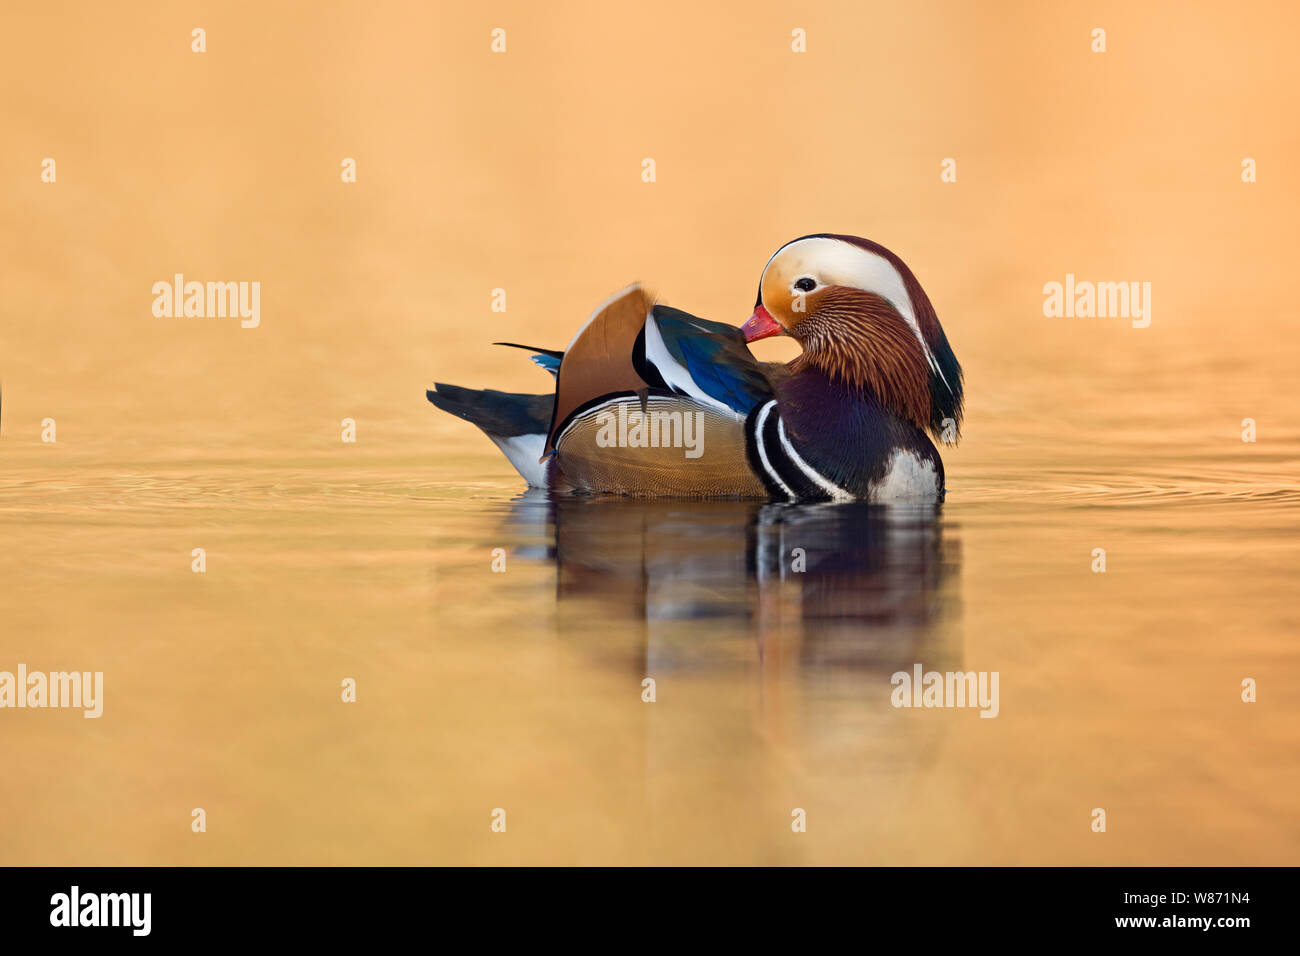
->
[544,285,776,457]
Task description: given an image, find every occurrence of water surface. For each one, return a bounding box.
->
[3,365,1297,865]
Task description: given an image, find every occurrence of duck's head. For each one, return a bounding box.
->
[742,234,964,441]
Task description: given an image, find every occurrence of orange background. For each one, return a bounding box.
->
[2,1,1298,865]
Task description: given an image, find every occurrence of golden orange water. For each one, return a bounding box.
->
[2,1,1298,864]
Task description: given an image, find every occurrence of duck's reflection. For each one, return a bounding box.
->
[503,493,962,681]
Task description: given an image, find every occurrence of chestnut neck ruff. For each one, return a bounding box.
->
[787,288,936,436]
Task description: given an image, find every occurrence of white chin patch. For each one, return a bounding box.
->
[870,450,941,501]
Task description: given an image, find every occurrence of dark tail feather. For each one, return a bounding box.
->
[426,384,554,438]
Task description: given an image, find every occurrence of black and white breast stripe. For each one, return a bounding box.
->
[743,400,854,502]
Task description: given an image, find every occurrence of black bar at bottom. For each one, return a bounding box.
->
[0,866,1280,941]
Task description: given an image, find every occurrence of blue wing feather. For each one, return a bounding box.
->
[530,353,561,376]
[649,308,773,414]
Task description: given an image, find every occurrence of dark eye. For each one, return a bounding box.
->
[793,277,816,293]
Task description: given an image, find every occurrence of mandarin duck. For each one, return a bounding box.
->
[427,234,963,501]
